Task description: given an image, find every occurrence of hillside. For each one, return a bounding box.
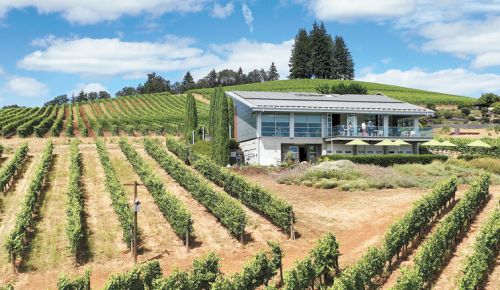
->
[0,93,208,139]
[190,79,475,106]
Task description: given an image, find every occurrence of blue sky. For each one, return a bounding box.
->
[0,0,499,107]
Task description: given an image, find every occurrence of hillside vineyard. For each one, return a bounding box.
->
[0,94,208,138]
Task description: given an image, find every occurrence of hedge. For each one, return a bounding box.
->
[320,154,448,167]
[166,137,295,234]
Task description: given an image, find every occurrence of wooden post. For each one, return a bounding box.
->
[11,252,16,274]
[186,225,190,251]
[133,181,138,264]
[290,211,295,240]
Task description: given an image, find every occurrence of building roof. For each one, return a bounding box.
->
[226,91,434,115]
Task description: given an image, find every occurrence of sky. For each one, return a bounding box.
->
[0,0,500,107]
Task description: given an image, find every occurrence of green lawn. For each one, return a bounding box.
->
[190,79,475,106]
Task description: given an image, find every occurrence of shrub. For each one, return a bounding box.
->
[103,261,162,290]
[320,154,448,167]
[468,157,500,174]
[58,269,91,290]
[304,160,358,180]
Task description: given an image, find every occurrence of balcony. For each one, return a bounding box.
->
[326,125,433,140]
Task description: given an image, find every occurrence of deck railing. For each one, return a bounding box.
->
[327,125,433,138]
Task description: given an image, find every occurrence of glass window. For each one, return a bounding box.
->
[294,114,322,137]
[261,113,289,137]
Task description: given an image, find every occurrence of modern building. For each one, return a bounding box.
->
[227,91,434,166]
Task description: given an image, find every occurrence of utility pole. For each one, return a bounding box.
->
[124,181,143,264]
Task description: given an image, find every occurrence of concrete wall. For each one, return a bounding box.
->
[234,98,256,142]
[257,137,324,166]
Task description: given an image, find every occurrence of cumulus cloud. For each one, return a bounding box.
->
[306,0,416,22]
[18,36,222,77]
[242,4,254,32]
[18,35,294,80]
[419,16,500,68]
[358,67,500,97]
[0,0,207,24]
[5,76,49,98]
[211,2,234,18]
[69,82,107,96]
[192,38,294,79]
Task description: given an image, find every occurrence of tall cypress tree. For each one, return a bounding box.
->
[227,97,234,138]
[184,93,198,142]
[211,87,229,165]
[208,88,218,134]
[289,28,311,79]
[332,36,355,80]
[309,22,334,79]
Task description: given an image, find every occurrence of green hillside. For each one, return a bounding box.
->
[190,79,475,106]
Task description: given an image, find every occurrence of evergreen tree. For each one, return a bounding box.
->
[139,72,171,93]
[182,71,195,91]
[184,93,198,142]
[236,67,246,84]
[116,86,137,97]
[211,87,229,165]
[309,22,334,79]
[208,88,217,134]
[207,69,218,87]
[332,36,354,80]
[268,62,280,81]
[227,97,234,138]
[289,28,311,79]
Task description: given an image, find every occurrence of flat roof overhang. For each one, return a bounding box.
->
[325,136,433,142]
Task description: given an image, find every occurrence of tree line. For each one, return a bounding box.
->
[44,91,111,106]
[289,22,354,80]
[115,63,279,97]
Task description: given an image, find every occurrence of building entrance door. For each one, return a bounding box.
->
[299,146,307,162]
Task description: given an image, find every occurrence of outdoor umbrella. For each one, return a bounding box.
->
[466,140,492,148]
[440,140,457,147]
[375,139,397,154]
[393,140,410,153]
[346,139,370,155]
[421,139,443,147]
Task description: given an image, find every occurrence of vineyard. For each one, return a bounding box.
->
[0,94,208,139]
[0,137,497,289]
[189,79,475,106]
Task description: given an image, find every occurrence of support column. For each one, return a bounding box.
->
[256,112,262,165]
[290,113,294,138]
[413,117,419,136]
[383,115,389,137]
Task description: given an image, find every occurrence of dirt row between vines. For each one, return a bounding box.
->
[0,141,463,289]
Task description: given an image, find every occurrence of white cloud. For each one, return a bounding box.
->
[306,0,416,22]
[18,36,221,77]
[211,2,234,18]
[192,38,294,79]
[0,66,4,76]
[381,58,391,64]
[0,0,207,24]
[242,4,254,32]
[359,67,500,97]
[19,35,294,80]
[5,76,49,98]
[419,16,500,68]
[69,82,107,96]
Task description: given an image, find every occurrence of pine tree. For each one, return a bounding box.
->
[332,36,355,80]
[309,22,334,79]
[236,67,245,84]
[268,62,280,81]
[207,69,218,87]
[184,93,198,142]
[289,28,311,79]
[182,71,195,91]
[211,87,229,165]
